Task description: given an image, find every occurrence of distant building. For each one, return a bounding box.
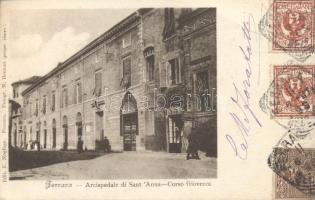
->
[9,76,41,148]
[11,8,217,155]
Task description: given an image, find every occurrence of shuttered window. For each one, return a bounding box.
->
[35,100,38,117]
[51,92,55,111]
[160,62,167,87]
[42,96,46,114]
[95,72,102,96]
[195,70,210,112]
[65,88,68,107]
[121,57,131,88]
[29,102,32,118]
[146,55,154,81]
[164,58,180,86]
[74,84,77,104]
[169,58,180,85]
[78,82,82,103]
[61,87,68,107]
[74,82,82,103]
[162,8,175,40]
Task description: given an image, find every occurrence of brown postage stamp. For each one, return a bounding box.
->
[274,174,313,200]
[274,65,315,117]
[270,147,315,199]
[273,0,314,51]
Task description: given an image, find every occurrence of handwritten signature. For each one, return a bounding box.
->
[226,14,262,160]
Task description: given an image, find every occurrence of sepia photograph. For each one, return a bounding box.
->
[2,0,315,199]
[7,8,217,180]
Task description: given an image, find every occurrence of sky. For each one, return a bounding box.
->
[7,9,136,97]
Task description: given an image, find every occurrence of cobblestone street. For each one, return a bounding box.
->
[10,151,217,180]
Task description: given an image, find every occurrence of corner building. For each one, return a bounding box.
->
[20,8,217,154]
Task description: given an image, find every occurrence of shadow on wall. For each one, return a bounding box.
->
[9,147,108,172]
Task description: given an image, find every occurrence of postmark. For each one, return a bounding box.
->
[274,174,313,199]
[262,64,315,196]
[274,65,315,117]
[269,146,315,196]
[259,63,315,136]
[273,0,314,52]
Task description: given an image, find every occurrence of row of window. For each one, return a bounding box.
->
[24,55,196,118]
[25,82,83,118]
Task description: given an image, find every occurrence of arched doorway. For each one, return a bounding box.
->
[43,121,47,149]
[120,92,138,151]
[20,133,23,148]
[23,126,26,149]
[13,123,17,147]
[62,116,68,150]
[76,112,83,143]
[36,122,41,150]
[52,119,56,148]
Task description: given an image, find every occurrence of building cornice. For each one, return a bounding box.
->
[178,8,214,27]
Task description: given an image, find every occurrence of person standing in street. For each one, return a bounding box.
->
[77,136,83,153]
[186,129,200,160]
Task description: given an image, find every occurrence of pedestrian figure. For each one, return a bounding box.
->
[104,136,111,153]
[77,136,83,153]
[186,130,200,160]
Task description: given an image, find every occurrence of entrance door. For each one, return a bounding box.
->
[44,129,47,148]
[14,124,17,147]
[95,111,104,139]
[63,126,68,150]
[23,131,26,148]
[122,113,137,151]
[52,119,56,148]
[77,124,82,138]
[168,117,183,153]
[20,134,23,148]
[36,131,40,145]
[52,128,56,148]
[62,116,68,150]
[76,112,83,141]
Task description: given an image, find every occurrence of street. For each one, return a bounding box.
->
[10,151,217,180]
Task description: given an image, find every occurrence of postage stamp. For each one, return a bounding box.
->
[274,65,315,117]
[263,64,315,198]
[273,0,314,51]
[269,147,315,197]
[274,174,313,199]
[259,0,315,62]
[259,63,315,136]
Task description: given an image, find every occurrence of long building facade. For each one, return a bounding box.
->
[11,8,217,155]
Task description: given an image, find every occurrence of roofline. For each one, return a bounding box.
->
[178,8,215,27]
[22,8,153,96]
[11,76,42,86]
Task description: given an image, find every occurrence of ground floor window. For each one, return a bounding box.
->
[168,116,183,153]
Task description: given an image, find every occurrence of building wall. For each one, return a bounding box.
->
[16,8,217,155]
[179,8,217,156]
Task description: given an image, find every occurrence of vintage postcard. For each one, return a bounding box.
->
[0,0,314,199]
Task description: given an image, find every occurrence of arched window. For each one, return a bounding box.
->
[52,119,57,148]
[76,112,83,138]
[76,112,82,124]
[62,116,68,127]
[144,46,155,82]
[62,116,68,150]
[43,121,47,148]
